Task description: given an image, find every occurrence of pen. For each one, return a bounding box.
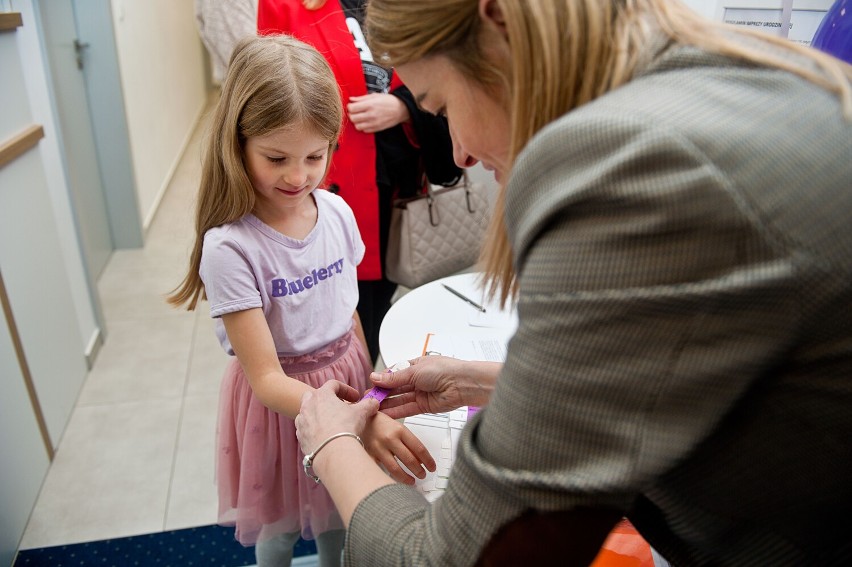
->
[442,283,486,313]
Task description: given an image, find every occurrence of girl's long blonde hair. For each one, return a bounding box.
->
[366,0,852,304]
[168,34,343,310]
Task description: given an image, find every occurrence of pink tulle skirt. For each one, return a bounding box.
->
[216,327,372,546]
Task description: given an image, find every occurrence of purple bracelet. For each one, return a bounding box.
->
[362,360,410,403]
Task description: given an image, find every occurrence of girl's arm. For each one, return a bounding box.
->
[223,308,435,483]
[360,410,435,484]
[352,310,370,362]
[223,308,310,417]
[350,310,437,483]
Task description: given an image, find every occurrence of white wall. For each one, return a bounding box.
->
[682,0,834,21]
[14,0,100,361]
[110,0,208,230]
[1,6,82,560]
[681,0,717,19]
[0,312,49,567]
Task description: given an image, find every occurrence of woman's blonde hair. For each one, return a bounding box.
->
[168,34,343,310]
[367,0,852,303]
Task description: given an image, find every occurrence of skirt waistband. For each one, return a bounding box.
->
[278,329,353,376]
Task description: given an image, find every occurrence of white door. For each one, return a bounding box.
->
[37,0,113,280]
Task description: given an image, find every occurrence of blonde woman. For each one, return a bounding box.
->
[295,1,852,565]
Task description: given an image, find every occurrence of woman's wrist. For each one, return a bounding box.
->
[311,435,394,525]
[311,435,366,478]
[461,361,500,407]
[303,432,363,483]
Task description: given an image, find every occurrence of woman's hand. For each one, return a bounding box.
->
[360,413,437,485]
[295,381,395,526]
[296,380,436,485]
[347,93,410,133]
[296,380,376,455]
[372,356,502,419]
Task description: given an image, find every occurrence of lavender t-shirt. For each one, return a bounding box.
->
[199,189,365,356]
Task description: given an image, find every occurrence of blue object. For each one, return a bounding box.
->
[812,0,852,64]
[14,524,318,567]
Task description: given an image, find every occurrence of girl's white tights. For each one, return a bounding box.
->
[255,528,346,567]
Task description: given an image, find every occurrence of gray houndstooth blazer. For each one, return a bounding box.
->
[347,39,852,566]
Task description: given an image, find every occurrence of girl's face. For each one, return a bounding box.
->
[243,121,330,218]
[397,55,510,182]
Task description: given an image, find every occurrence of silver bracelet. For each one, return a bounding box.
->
[302,432,364,484]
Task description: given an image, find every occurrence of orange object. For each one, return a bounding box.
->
[590,519,655,567]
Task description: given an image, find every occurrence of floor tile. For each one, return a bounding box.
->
[19,399,181,549]
[97,250,193,322]
[164,392,219,531]
[76,315,195,406]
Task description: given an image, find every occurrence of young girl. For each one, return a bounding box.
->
[168,35,434,567]
[258,0,462,365]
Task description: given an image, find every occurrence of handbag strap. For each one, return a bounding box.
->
[425,171,478,226]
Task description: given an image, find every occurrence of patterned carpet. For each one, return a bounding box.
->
[14,524,318,566]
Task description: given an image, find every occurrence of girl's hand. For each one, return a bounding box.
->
[347,93,410,133]
[296,380,377,455]
[360,412,437,485]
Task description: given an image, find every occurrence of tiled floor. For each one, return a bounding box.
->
[19,99,228,550]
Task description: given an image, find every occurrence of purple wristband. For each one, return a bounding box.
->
[362,386,391,403]
[362,360,409,403]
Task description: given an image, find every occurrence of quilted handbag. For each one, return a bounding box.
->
[386,174,492,289]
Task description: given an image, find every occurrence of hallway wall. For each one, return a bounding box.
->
[109,0,208,230]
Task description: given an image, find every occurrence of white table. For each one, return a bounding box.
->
[379,272,518,367]
[380,273,518,501]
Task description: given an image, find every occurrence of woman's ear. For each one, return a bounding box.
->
[479,0,507,36]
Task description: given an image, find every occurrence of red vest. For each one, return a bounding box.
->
[258,0,404,280]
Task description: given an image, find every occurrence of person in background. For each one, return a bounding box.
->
[294,0,852,565]
[193,0,259,84]
[167,35,434,567]
[258,0,462,366]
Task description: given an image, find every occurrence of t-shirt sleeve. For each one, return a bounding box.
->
[199,228,263,318]
[332,191,365,267]
[352,211,365,267]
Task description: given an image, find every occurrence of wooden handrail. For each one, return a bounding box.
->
[0,270,54,460]
[0,12,23,31]
[0,125,45,169]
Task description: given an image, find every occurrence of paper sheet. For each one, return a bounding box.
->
[423,333,507,362]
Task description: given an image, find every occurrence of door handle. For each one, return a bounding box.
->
[73,38,90,70]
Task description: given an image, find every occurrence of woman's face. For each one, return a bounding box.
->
[397,55,510,183]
